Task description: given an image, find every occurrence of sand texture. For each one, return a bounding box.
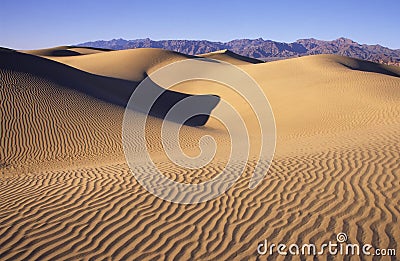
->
[1,46,399,260]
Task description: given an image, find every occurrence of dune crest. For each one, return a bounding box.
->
[198,49,264,65]
[21,46,113,56]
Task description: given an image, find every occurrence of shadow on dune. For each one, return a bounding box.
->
[338,59,400,78]
[0,50,220,126]
[21,46,115,57]
[45,49,82,56]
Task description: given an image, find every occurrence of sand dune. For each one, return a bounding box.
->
[21,46,112,56]
[1,47,399,260]
[1,50,219,127]
[45,48,196,82]
[198,49,264,65]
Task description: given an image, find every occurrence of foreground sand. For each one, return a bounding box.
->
[1,47,399,260]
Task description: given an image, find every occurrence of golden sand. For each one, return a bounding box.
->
[1,47,399,260]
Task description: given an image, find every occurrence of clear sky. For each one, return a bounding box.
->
[1,0,399,49]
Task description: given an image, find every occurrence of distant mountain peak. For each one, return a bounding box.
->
[78,38,400,66]
[336,37,353,41]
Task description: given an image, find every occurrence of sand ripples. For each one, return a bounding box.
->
[1,49,399,260]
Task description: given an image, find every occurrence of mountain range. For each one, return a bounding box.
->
[78,37,400,66]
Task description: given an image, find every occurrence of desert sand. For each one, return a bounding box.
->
[1,46,399,260]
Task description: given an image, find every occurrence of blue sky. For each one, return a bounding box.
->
[1,0,399,49]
